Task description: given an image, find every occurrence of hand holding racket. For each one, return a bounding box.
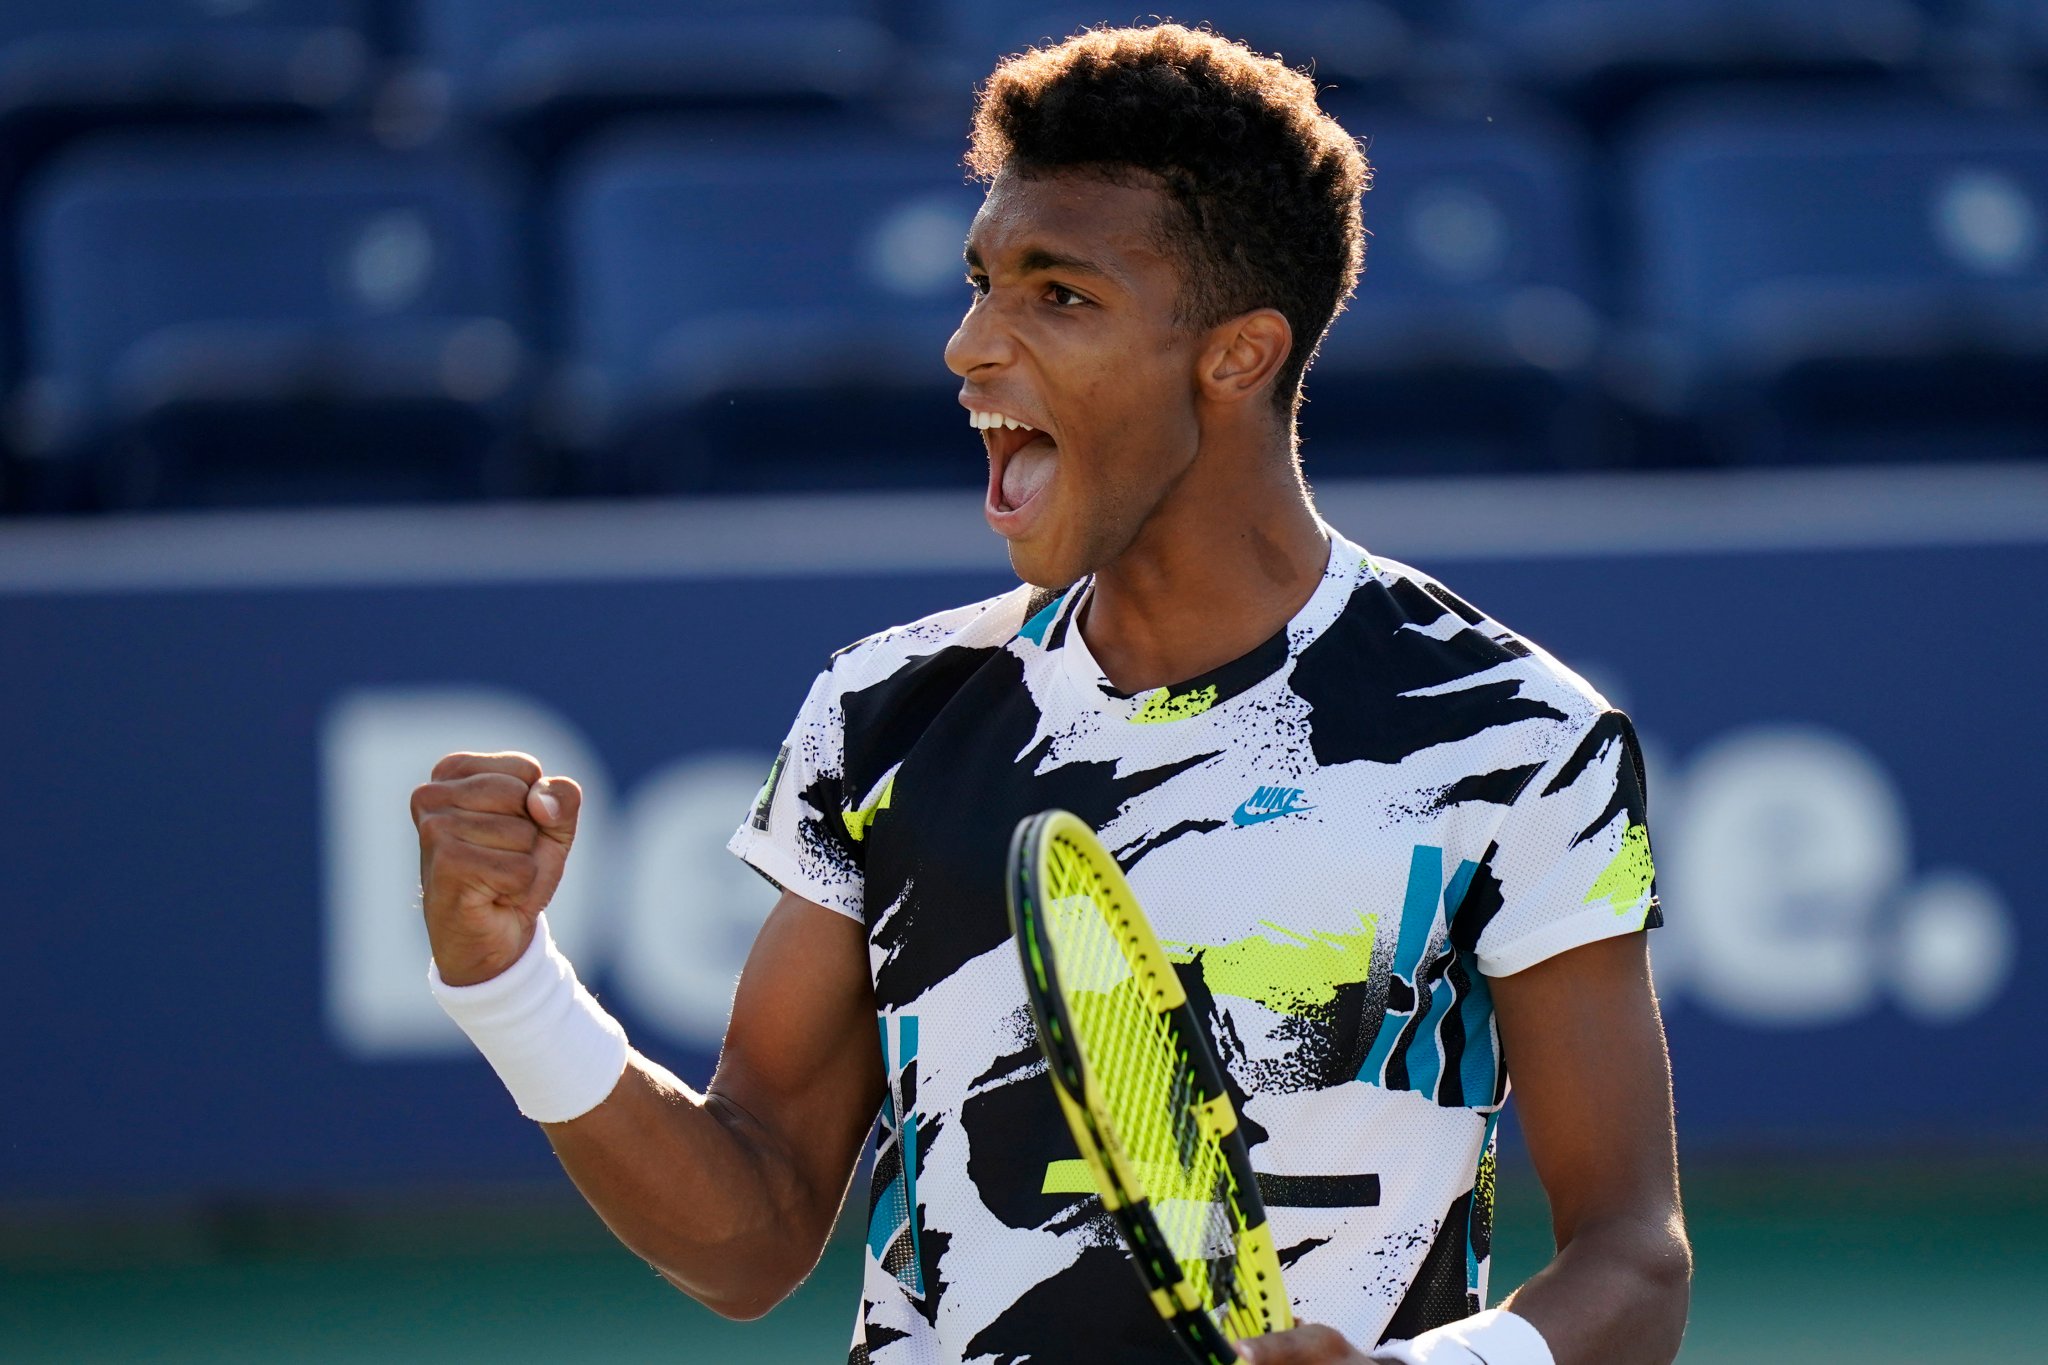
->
[1008,809,1294,1364]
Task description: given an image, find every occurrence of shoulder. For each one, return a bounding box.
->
[822,584,1040,692]
[1386,556,1642,800]
[807,585,1041,800]
[1375,553,1611,731]
[1299,545,1621,779]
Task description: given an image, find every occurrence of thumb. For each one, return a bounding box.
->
[527,775,583,843]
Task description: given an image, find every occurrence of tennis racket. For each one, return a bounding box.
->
[1007,808,1292,1363]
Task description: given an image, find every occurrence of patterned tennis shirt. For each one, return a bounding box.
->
[728,526,1660,1364]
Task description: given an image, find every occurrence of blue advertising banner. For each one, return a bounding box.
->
[4,467,2044,1202]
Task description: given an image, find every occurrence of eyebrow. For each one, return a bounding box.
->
[964,241,1120,283]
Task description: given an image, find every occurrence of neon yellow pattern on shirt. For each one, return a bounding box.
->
[842,772,896,842]
[1131,684,1219,724]
[1584,822,1655,918]
[1161,914,1379,1017]
[1041,1158,1095,1194]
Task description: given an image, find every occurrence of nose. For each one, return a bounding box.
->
[944,293,1012,379]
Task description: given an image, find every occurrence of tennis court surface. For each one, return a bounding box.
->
[6,1159,2041,1362]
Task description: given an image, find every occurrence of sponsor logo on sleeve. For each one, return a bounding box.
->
[750,744,790,831]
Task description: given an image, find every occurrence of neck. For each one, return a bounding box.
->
[1080,426,1329,695]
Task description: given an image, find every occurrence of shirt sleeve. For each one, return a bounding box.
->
[725,666,866,924]
[1473,709,1661,978]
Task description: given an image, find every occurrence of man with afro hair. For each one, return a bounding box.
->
[415,23,1689,1365]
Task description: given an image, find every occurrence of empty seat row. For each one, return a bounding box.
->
[2,1,2044,126]
[1634,96,2048,464]
[556,122,984,492]
[15,135,530,505]
[0,0,376,117]
[8,100,2046,507]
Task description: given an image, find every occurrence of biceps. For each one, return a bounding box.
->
[711,893,885,1189]
[1491,932,1679,1237]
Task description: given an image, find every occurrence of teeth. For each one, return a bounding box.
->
[969,410,1035,432]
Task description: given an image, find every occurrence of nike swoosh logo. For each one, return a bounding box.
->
[1233,800,1313,827]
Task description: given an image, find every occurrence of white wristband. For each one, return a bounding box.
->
[1371,1309,1555,1365]
[428,912,631,1123]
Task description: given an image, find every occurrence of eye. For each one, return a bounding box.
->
[1047,283,1089,308]
[966,272,990,297]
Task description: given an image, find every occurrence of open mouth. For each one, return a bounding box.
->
[983,421,1058,516]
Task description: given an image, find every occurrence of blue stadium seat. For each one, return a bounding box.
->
[411,0,898,121]
[0,329,14,510]
[1969,0,2048,63]
[1301,103,1612,475]
[934,3,1418,86]
[1627,99,2048,463]
[16,134,531,507]
[556,121,986,493]
[0,0,371,116]
[1451,0,1937,88]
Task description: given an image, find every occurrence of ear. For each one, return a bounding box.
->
[1197,308,1293,406]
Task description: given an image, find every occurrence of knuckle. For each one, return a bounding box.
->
[429,751,543,785]
[430,752,478,782]
[482,750,543,783]
[410,781,457,821]
[461,772,531,813]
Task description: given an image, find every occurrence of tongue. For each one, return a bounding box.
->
[1001,437,1057,509]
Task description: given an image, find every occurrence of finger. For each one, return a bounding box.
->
[1237,1323,1356,1364]
[528,776,583,845]
[418,808,540,854]
[417,772,535,818]
[431,751,544,785]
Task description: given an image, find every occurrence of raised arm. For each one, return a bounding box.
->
[547,890,882,1318]
[413,752,883,1320]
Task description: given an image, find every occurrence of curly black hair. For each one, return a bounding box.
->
[966,22,1369,417]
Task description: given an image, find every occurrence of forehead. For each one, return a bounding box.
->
[965,167,1175,280]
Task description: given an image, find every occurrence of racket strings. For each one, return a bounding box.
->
[1045,835,1256,1329]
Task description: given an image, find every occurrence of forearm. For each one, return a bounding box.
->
[415,769,881,1322]
[543,1051,845,1319]
[1498,1212,1691,1365]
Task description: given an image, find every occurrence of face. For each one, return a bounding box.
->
[946,167,1208,588]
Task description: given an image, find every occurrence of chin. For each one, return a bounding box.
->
[1006,542,1072,591]
[1005,509,1136,592]
[1007,527,1104,591]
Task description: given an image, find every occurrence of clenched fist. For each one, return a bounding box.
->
[412,751,583,987]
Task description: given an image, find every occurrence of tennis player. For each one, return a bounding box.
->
[412,24,1689,1365]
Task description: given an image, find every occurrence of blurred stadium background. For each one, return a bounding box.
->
[2,1,2045,1361]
